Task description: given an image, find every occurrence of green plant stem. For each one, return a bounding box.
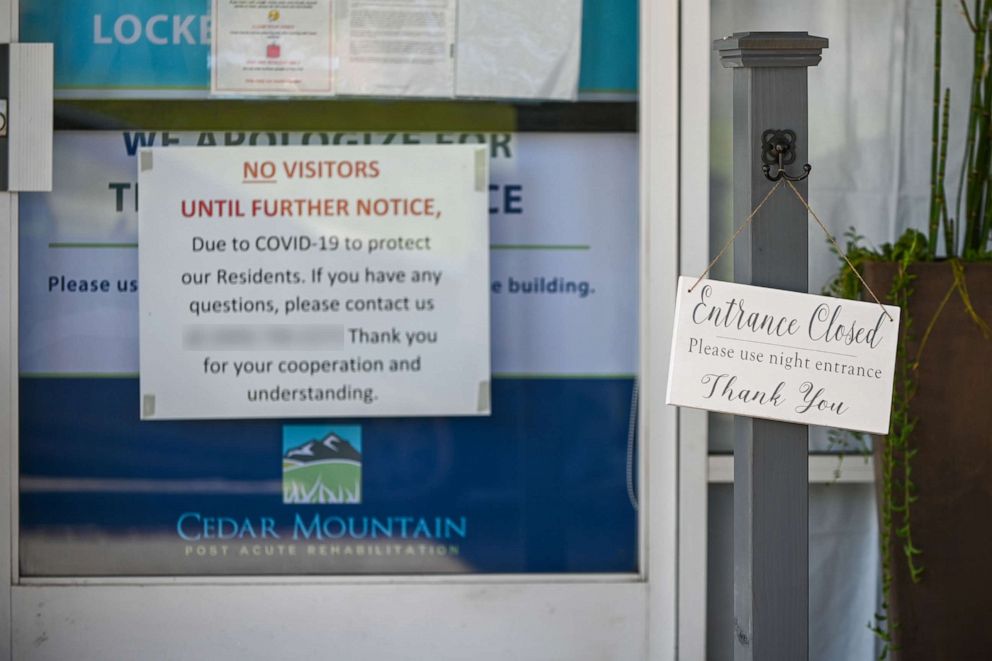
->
[929,0,944,256]
[955,1,982,228]
[969,3,992,252]
[963,2,991,253]
[939,89,954,255]
[981,26,992,250]
[959,0,978,31]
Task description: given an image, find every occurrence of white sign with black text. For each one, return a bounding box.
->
[666,277,901,434]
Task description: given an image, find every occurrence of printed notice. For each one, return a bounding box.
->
[455,0,582,100]
[138,145,490,420]
[334,0,455,97]
[666,277,901,434]
[212,0,334,95]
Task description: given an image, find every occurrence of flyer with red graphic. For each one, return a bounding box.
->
[212,0,334,95]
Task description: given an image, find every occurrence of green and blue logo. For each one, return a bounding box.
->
[282,425,362,505]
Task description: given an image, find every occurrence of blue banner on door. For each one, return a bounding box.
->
[20,376,638,575]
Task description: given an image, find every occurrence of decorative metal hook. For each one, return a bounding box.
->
[760,129,812,182]
[764,160,812,182]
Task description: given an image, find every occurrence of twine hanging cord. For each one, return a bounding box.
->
[688,179,894,323]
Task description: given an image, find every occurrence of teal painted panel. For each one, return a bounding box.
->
[21,0,211,90]
[579,0,638,93]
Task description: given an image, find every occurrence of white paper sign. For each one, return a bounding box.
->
[455,0,582,100]
[212,0,335,95]
[334,0,455,97]
[139,145,490,420]
[666,277,900,434]
[210,0,580,100]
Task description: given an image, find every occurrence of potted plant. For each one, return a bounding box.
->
[825,1,992,658]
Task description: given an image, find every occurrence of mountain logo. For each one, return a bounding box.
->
[282,425,362,505]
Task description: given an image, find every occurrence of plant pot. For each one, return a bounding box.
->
[862,261,992,660]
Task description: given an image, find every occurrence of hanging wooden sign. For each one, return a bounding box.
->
[666,276,900,434]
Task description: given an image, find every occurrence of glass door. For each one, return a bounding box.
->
[2,1,680,658]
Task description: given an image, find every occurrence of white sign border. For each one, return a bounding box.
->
[666,276,901,435]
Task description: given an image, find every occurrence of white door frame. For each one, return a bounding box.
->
[676,0,712,658]
[1,0,684,658]
[2,2,18,657]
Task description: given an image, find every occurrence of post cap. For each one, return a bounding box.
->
[714,31,828,68]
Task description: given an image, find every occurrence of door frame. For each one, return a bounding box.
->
[1,0,684,658]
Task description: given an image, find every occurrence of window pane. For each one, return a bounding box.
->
[17,0,641,577]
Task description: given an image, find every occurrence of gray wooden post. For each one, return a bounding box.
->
[713,32,828,661]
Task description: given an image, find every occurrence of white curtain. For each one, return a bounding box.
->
[708,0,972,658]
[707,484,880,660]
